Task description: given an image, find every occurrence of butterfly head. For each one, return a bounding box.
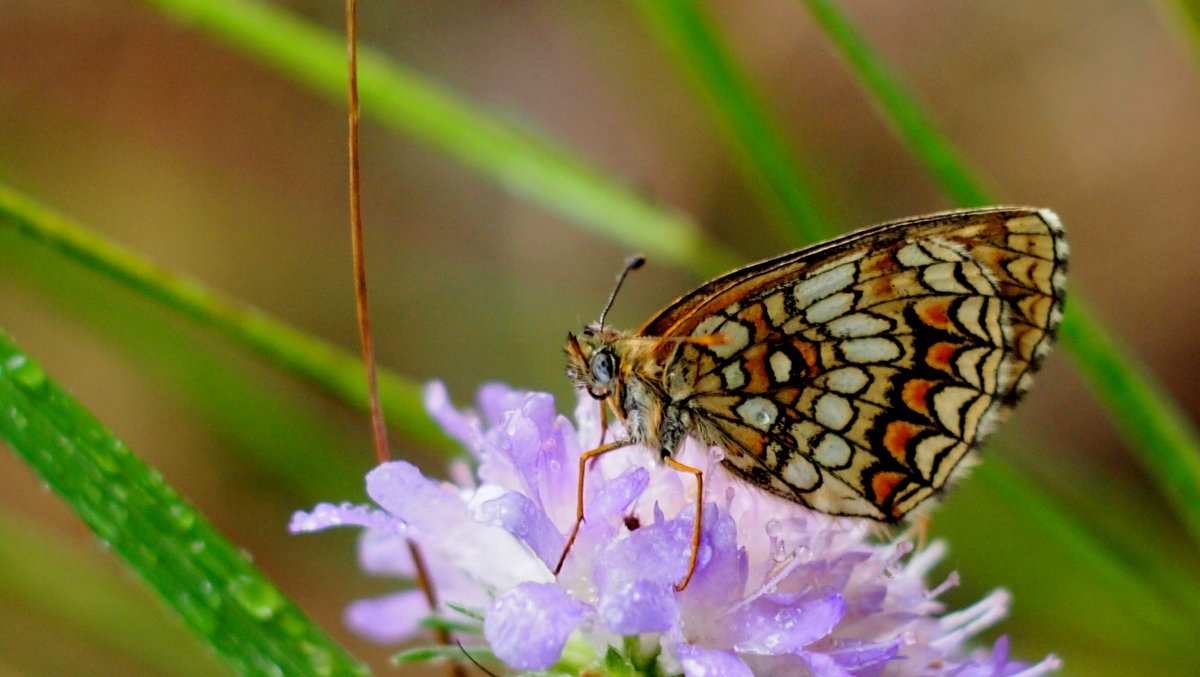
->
[565,254,645,400]
[566,324,624,400]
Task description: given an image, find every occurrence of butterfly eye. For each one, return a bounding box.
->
[590,351,615,384]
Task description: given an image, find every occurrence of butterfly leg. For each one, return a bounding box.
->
[663,455,703,591]
[553,440,631,576]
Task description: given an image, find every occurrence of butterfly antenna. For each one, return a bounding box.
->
[598,254,646,327]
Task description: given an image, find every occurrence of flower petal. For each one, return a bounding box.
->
[477,383,527,427]
[730,591,845,655]
[586,466,649,522]
[477,490,564,569]
[365,461,465,535]
[345,590,430,643]
[799,651,855,677]
[676,644,754,677]
[598,578,677,634]
[288,502,395,534]
[483,582,589,670]
[357,529,414,577]
[423,381,480,448]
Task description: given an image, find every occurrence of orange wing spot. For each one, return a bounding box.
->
[871,471,906,505]
[901,379,932,416]
[743,343,771,391]
[736,303,771,341]
[864,252,901,275]
[793,339,821,377]
[869,276,895,298]
[926,341,959,373]
[773,387,801,406]
[917,300,952,330]
[883,420,920,463]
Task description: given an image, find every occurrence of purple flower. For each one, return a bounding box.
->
[292,382,1061,676]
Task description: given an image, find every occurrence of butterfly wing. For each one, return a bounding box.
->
[643,207,1067,521]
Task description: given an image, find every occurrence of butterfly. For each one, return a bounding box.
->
[559,206,1067,589]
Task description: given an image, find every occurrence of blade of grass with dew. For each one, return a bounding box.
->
[626,0,834,243]
[0,182,453,457]
[0,513,224,677]
[627,0,1194,612]
[137,0,738,279]
[801,0,1200,545]
[0,330,370,676]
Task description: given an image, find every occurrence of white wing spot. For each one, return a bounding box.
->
[932,386,977,437]
[805,292,854,324]
[841,337,901,363]
[815,393,853,430]
[915,435,957,480]
[795,263,855,308]
[897,242,936,267]
[781,456,820,490]
[736,397,778,431]
[824,366,869,394]
[723,362,746,389]
[827,312,890,337]
[814,434,851,467]
[695,314,723,336]
[763,292,788,326]
[923,262,972,294]
[769,351,792,383]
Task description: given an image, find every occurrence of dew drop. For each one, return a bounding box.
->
[7,407,27,432]
[169,504,196,531]
[5,354,46,391]
[299,641,335,676]
[229,575,285,621]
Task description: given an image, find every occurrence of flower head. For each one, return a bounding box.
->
[292,383,1060,676]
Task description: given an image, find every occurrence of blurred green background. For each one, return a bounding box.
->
[2,1,1200,675]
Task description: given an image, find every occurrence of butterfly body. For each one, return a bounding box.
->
[566,207,1067,523]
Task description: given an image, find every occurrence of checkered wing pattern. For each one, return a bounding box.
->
[642,207,1067,521]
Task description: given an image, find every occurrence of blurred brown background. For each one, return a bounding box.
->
[2,1,1199,675]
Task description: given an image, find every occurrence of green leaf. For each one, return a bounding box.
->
[628,0,834,242]
[138,0,739,279]
[418,616,483,636]
[0,330,370,677]
[0,182,454,457]
[392,643,494,665]
[800,0,1200,545]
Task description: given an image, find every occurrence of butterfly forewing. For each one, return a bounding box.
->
[643,207,1067,521]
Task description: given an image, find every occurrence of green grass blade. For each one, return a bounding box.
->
[0,183,453,456]
[627,0,834,242]
[138,0,738,278]
[0,330,370,676]
[800,0,990,207]
[1058,297,1200,541]
[972,457,1200,627]
[801,0,1200,543]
